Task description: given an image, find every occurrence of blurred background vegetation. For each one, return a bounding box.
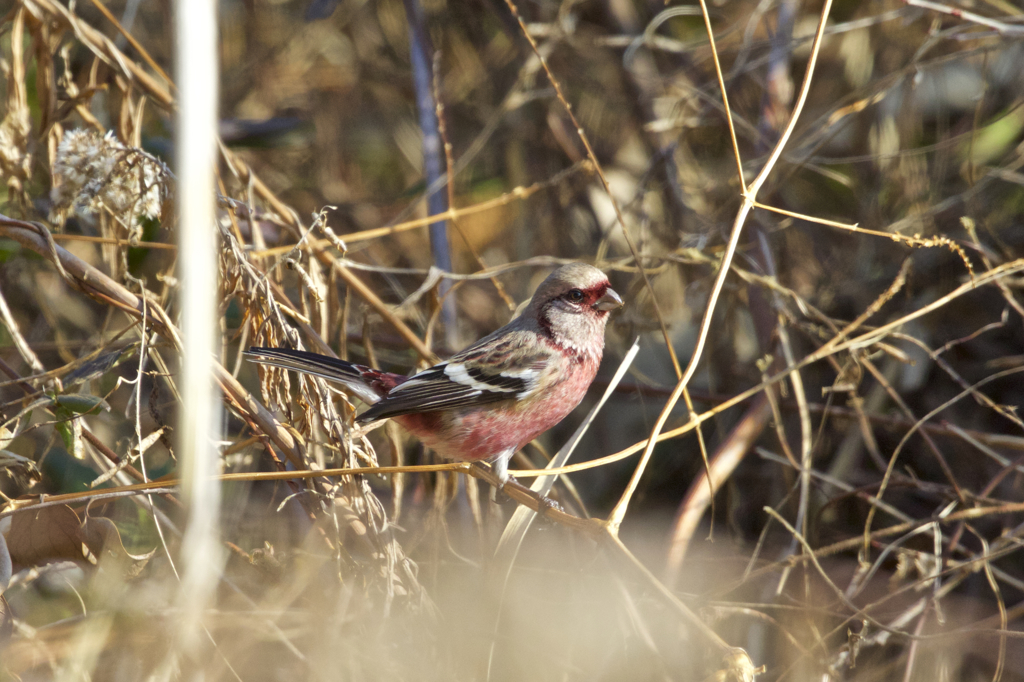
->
[1,0,1024,678]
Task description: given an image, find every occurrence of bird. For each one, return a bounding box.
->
[244,262,622,486]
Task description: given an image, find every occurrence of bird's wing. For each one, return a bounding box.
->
[356,332,555,423]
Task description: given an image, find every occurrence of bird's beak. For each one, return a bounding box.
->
[593,287,623,312]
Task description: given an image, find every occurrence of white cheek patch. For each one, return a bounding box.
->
[556,336,583,354]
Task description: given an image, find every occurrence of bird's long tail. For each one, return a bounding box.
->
[243,346,382,404]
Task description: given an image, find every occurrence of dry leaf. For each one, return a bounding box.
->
[5,504,100,567]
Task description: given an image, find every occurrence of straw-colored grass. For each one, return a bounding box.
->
[2,0,1023,678]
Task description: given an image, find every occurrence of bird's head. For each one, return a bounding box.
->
[527,263,622,354]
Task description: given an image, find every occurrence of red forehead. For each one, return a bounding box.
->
[580,281,609,303]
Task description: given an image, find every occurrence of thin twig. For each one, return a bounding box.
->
[605,0,836,535]
[502,0,683,378]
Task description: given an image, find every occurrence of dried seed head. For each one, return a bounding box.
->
[50,129,167,227]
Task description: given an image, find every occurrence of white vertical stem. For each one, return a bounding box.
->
[175,0,223,655]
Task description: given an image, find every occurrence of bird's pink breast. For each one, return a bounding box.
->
[394,353,599,463]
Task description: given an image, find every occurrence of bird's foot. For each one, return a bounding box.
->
[490,473,518,504]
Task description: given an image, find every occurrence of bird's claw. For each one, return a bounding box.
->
[491,474,518,503]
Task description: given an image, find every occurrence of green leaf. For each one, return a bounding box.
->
[0,238,20,263]
[54,418,75,454]
[967,107,1024,166]
[52,394,111,415]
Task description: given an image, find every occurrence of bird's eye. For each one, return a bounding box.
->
[566,289,585,303]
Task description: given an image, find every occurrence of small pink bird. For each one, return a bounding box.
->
[245,263,622,485]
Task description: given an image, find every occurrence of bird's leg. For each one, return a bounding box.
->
[488,451,514,504]
[491,455,509,488]
[485,455,562,517]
